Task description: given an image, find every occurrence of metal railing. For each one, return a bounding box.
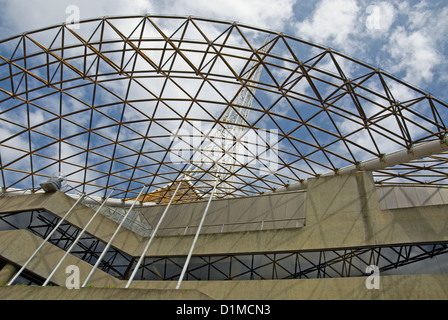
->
[154,217,306,236]
[86,203,153,237]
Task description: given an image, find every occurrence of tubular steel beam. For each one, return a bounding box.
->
[277,136,448,193]
[1,16,448,203]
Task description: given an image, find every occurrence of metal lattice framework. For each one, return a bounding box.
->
[0,209,134,280]
[1,208,447,284]
[1,15,448,202]
[135,243,448,281]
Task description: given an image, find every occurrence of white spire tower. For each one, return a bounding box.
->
[183,39,270,198]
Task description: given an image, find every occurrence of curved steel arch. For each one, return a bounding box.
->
[0,15,447,202]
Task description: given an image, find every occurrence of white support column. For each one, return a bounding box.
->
[81,185,147,287]
[42,190,114,286]
[125,181,183,288]
[275,137,448,193]
[176,176,219,290]
[351,137,448,172]
[7,193,86,286]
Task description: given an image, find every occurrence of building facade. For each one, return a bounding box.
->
[0,16,447,300]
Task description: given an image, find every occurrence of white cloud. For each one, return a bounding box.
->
[0,0,155,36]
[161,0,296,31]
[295,0,360,49]
[0,0,296,38]
[365,2,396,36]
[0,127,29,165]
[385,21,443,85]
[383,1,448,85]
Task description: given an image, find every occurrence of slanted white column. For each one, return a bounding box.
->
[42,190,114,286]
[81,185,147,287]
[7,193,86,286]
[176,176,219,290]
[125,181,183,288]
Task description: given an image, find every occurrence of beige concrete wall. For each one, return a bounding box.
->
[1,172,448,299]
[127,273,448,300]
[1,170,448,259]
[0,229,120,287]
[1,273,446,300]
[141,191,306,236]
[300,170,378,249]
[144,170,448,256]
[0,263,17,285]
[0,286,212,300]
[0,192,145,256]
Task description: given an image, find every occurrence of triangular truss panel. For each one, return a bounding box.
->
[0,16,447,201]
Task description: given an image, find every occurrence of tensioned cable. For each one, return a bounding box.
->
[176,174,220,290]
[81,185,147,287]
[42,190,114,286]
[7,193,86,286]
[125,179,183,288]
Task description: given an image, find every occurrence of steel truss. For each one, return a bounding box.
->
[133,243,448,281]
[0,210,134,281]
[0,16,447,204]
[2,208,447,284]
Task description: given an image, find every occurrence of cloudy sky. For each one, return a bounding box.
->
[0,0,447,194]
[1,0,447,98]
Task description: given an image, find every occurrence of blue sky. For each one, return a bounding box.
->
[1,0,447,100]
[0,0,447,194]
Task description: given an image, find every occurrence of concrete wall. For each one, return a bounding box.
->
[0,286,212,300]
[141,190,306,236]
[0,229,120,287]
[1,170,448,297]
[0,192,145,256]
[377,185,448,210]
[128,273,448,300]
[144,170,448,256]
[1,170,448,258]
[1,273,446,300]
